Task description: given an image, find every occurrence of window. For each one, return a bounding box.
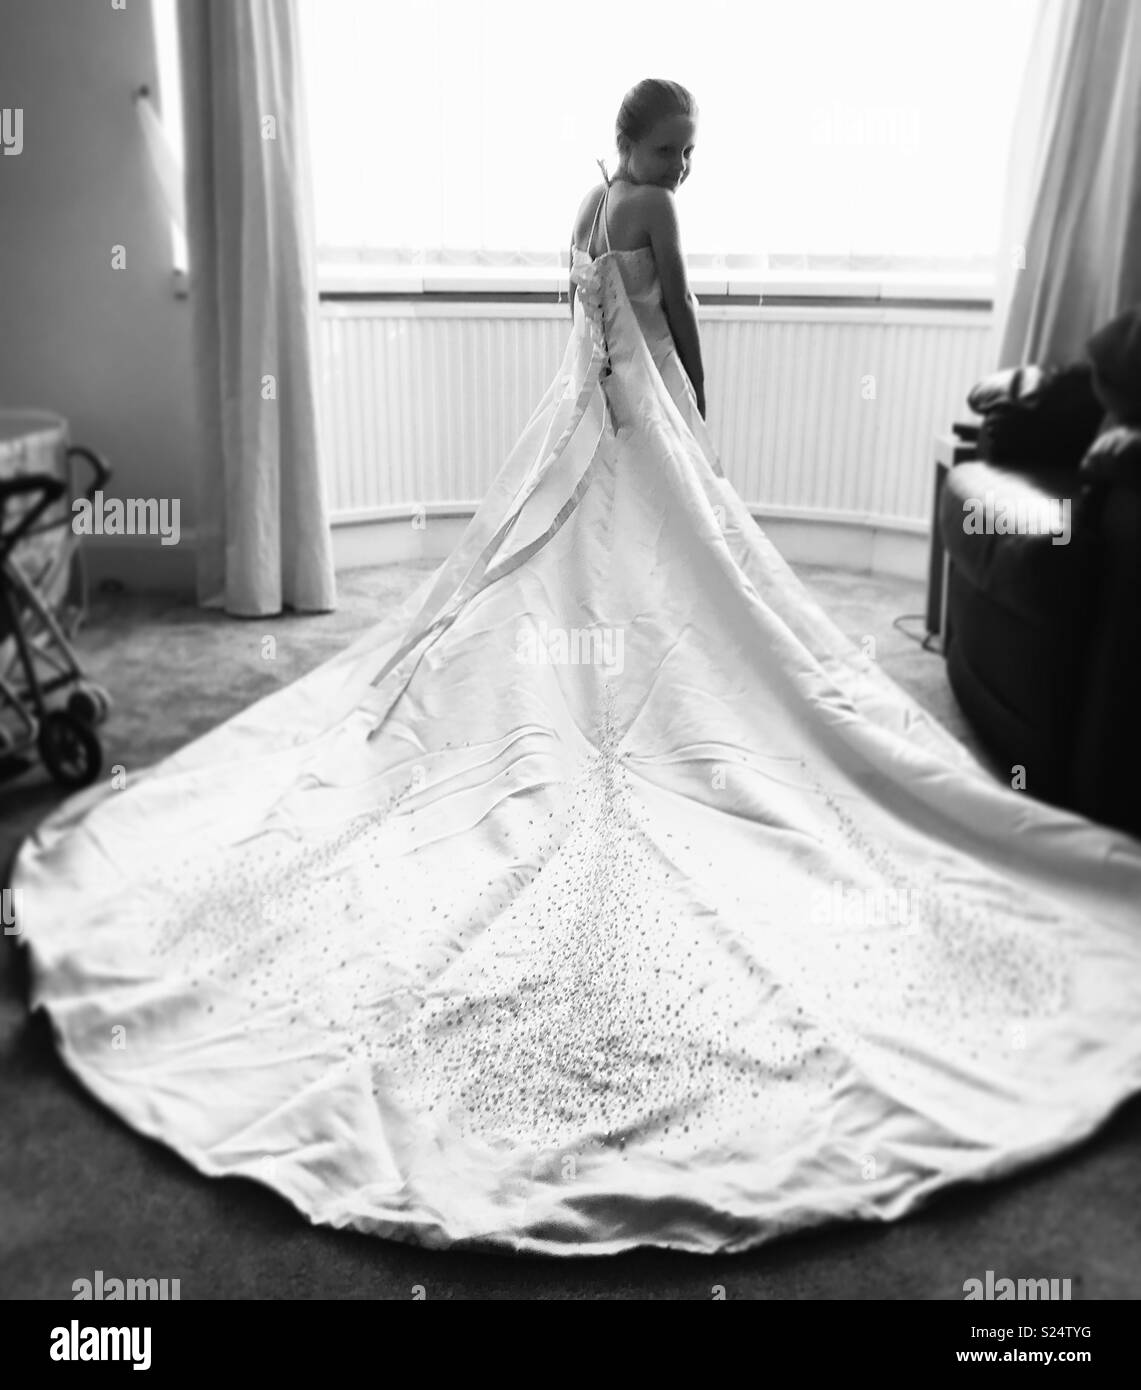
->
[297,0,1039,279]
[149,0,187,275]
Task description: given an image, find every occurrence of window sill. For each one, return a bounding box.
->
[317,262,995,306]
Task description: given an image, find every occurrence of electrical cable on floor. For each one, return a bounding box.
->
[892,612,945,655]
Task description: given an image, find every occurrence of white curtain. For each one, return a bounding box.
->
[992,0,1141,368]
[177,0,336,616]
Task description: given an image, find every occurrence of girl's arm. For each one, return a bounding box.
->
[646,189,706,418]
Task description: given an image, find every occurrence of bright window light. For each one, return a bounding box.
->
[297,0,1040,275]
[151,0,187,273]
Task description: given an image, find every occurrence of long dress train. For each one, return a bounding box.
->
[11,182,1141,1255]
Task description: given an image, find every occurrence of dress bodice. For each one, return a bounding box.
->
[569,181,680,364]
[565,179,709,438]
[572,244,658,296]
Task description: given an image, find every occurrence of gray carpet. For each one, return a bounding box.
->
[2,560,1138,1299]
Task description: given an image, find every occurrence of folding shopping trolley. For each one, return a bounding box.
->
[0,410,112,789]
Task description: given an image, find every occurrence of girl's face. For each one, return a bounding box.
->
[621,113,697,190]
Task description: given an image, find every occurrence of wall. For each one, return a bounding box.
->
[0,0,198,593]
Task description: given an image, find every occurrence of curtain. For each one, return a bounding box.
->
[992,0,1141,368]
[177,0,336,616]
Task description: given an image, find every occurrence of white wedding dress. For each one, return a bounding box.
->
[12,184,1141,1255]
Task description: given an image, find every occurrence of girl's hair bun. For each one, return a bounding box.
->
[614,78,698,157]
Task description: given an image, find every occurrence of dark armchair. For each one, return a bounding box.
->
[936,306,1141,838]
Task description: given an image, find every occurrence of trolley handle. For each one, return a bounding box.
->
[66,445,112,502]
[0,473,68,548]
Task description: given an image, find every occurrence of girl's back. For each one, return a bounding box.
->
[573,180,655,258]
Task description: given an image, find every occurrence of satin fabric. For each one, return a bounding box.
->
[12,241,1141,1256]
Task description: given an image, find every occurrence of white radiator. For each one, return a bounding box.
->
[317,301,992,532]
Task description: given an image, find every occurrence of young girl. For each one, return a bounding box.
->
[569,79,706,420]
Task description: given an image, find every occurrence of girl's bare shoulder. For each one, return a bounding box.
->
[571,181,616,246]
[598,179,670,203]
[573,180,607,216]
[572,179,667,234]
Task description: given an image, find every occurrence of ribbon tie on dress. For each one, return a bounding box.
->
[570,257,605,326]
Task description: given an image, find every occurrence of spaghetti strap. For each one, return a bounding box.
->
[584,182,612,260]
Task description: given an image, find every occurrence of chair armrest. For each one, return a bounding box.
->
[935,431,978,468]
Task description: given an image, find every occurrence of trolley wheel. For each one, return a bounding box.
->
[67,685,110,725]
[38,710,103,789]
